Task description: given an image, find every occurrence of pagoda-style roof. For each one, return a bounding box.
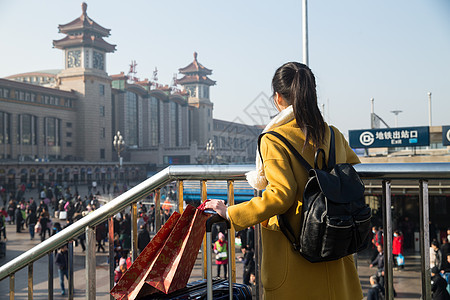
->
[176,75,216,86]
[58,3,110,36]
[53,33,116,52]
[177,52,215,86]
[178,52,212,75]
[53,3,116,52]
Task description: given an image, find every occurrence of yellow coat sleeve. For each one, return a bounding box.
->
[228,135,298,232]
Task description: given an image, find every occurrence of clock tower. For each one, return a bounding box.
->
[53,2,116,161]
[177,52,216,146]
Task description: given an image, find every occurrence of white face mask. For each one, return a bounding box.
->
[394,233,398,237]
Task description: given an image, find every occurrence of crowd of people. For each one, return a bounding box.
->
[367,225,450,299]
[2,179,450,298]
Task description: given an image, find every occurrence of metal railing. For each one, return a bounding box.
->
[0,162,449,300]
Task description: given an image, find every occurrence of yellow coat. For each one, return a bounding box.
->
[228,120,363,299]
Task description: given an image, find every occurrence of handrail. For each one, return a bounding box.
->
[1,162,450,282]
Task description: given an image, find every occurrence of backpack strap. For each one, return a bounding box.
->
[257,131,313,171]
[257,131,311,250]
[328,126,336,169]
[257,127,337,252]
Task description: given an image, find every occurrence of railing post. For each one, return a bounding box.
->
[382,180,394,300]
[227,180,236,300]
[155,189,161,232]
[254,189,263,300]
[48,252,54,300]
[68,241,74,300]
[131,202,138,262]
[419,180,431,300]
[227,180,236,285]
[10,273,14,300]
[201,180,208,279]
[86,227,96,299]
[177,180,184,213]
[28,263,33,299]
[108,216,115,299]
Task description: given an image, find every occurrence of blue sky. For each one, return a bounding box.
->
[1,0,449,137]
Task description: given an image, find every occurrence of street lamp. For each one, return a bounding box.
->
[113,131,125,169]
[206,139,214,164]
[390,110,403,127]
[428,92,432,127]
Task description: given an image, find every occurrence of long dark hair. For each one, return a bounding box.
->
[272,62,325,149]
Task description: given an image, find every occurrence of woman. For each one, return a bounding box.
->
[214,232,229,278]
[205,62,363,299]
[393,230,404,269]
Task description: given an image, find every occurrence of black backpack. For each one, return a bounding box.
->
[258,126,371,262]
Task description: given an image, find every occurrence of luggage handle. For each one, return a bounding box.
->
[205,212,233,300]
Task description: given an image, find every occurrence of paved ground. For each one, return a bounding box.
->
[0,185,424,299]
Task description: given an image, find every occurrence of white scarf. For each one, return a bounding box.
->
[246,105,294,190]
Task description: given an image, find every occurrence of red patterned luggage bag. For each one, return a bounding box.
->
[110,204,209,299]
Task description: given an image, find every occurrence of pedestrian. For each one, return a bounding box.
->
[214,232,228,279]
[371,226,384,262]
[55,244,69,295]
[137,224,150,254]
[442,237,450,263]
[96,221,106,253]
[37,200,48,218]
[15,205,23,233]
[25,208,37,240]
[367,275,384,300]
[28,197,37,214]
[242,246,255,286]
[7,200,15,225]
[440,252,450,295]
[149,204,155,232]
[431,240,443,270]
[370,244,385,288]
[205,62,364,298]
[39,209,51,241]
[0,207,7,240]
[431,266,450,300]
[393,230,404,270]
[114,261,127,284]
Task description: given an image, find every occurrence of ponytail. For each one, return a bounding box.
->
[272,62,325,149]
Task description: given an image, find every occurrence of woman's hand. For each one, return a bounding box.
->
[204,199,227,219]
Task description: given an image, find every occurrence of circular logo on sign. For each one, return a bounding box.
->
[447,129,450,143]
[360,131,375,146]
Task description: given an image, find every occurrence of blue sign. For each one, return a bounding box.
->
[443,126,450,146]
[349,126,430,148]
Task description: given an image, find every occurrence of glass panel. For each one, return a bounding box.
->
[125,92,138,146]
[150,97,159,146]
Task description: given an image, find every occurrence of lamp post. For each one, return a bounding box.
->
[302,0,309,65]
[206,139,214,164]
[390,110,403,127]
[428,92,432,127]
[113,131,125,180]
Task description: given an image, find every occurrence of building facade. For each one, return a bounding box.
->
[0,3,260,189]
